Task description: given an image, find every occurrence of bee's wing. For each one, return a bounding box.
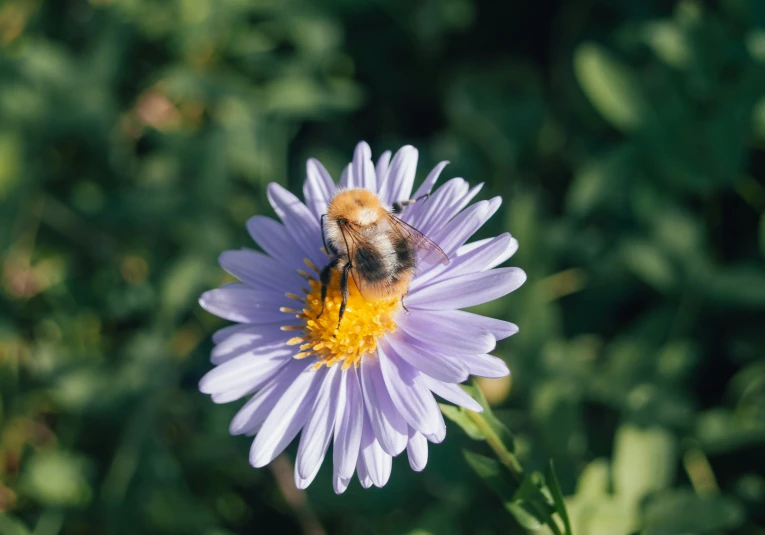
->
[386,213,450,266]
[336,222,375,302]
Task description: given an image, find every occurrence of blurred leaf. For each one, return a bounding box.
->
[575,459,610,499]
[462,451,548,531]
[612,424,676,504]
[0,132,21,200]
[19,451,92,507]
[760,213,765,257]
[566,145,635,217]
[160,255,209,322]
[462,450,518,502]
[641,21,692,69]
[574,43,652,132]
[506,501,544,531]
[0,515,31,535]
[621,240,677,291]
[704,266,765,308]
[696,408,765,453]
[641,490,745,534]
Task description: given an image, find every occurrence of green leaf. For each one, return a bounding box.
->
[760,213,765,257]
[612,424,676,504]
[463,451,547,531]
[641,490,745,534]
[462,450,517,497]
[465,382,516,453]
[19,451,93,507]
[704,266,765,308]
[545,461,573,535]
[574,43,652,132]
[506,502,544,531]
[440,404,483,440]
[621,240,676,291]
[566,145,635,216]
[0,515,31,535]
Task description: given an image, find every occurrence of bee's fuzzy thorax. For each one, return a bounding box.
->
[327,188,386,226]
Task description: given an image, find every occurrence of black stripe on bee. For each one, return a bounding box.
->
[393,236,416,271]
[353,247,388,282]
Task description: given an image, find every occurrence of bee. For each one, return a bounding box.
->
[318,188,449,328]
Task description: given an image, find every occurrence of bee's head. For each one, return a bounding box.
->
[327,189,383,227]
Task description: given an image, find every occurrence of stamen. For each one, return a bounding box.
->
[304,258,320,273]
[284,272,400,369]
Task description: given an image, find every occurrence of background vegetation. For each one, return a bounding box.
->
[2,0,765,533]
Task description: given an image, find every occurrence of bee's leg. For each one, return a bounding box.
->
[337,261,353,330]
[392,193,431,214]
[400,294,410,314]
[317,256,340,319]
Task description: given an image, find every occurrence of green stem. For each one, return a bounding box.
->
[466,410,523,481]
[466,392,566,535]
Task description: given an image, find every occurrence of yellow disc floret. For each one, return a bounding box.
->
[282,260,400,369]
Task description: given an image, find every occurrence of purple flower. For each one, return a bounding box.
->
[199,142,526,493]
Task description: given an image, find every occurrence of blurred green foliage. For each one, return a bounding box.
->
[2,0,765,534]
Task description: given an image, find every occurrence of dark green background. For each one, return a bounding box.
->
[2,0,765,534]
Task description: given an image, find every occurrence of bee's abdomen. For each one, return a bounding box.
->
[393,236,416,272]
[354,247,388,282]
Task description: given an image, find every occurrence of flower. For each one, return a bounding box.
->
[199,142,526,493]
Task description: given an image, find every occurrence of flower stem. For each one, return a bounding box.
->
[466,385,568,535]
[466,409,523,481]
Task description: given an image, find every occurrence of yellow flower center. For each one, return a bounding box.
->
[282,259,400,369]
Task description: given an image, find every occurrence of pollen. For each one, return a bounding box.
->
[282,265,400,369]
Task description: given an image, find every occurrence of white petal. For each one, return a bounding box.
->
[333,366,364,480]
[399,314,495,355]
[486,237,519,270]
[407,427,428,472]
[381,145,418,204]
[246,215,302,266]
[411,160,449,200]
[339,163,352,189]
[304,158,336,218]
[360,353,408,456]
[405,309,518,343]
[219,248,303,292]
[267,183,324,267]
[356,450,373,489]
[385,330,469,383]
[378,341,442,437]
[333,474,351,494]
[461,353,510,378]
[430,197,502,257]
[412,233,514,290]
[212,323,251,344]
[229,360,308,435]
[405,178,468,230]
[375,150,392,185]
[423,376,483,413]
[211,326,290,364]
[249,366,327,467]
[296,365,341,480]
[358,416,391,488]
[406,268,526,310]
[199,284,291,324]
[199,342,293,396]
[352,141,376,191]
